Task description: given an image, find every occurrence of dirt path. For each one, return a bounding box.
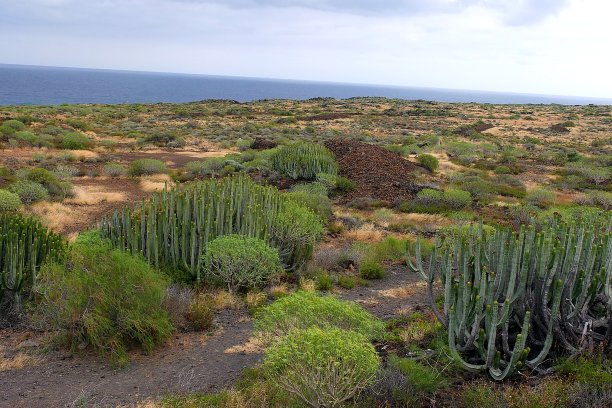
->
[0,265,427,408]
[0,311,260,408]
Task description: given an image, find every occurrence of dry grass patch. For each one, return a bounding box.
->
[65,185,125,205]
[140,174,173,192]
[0,352,38,372]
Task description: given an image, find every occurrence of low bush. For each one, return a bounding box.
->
[128,158,168,176]
[410,188,472,212]
[0,190,22,212]
[285,190,332,221]
[23,167,73,199]
[185,293,215,331]
[102,162,126,177]
[254,290,384,343]
[525,187,556,208]
[201,235,283,293]
[389,355,447,394]
[291,181,329,197]
[8,180,49,204]
[60,132,92,150]
[359,259,385,280]
[33,233,172,365]
[0,119,26,135]
[316,271,333,291]
[264,327,380,407]
[335,176,357,193]
[417,154,439,172]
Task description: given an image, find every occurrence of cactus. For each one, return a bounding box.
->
[0,213,65,312]
[408,215,611,380]
[100,174,324,278]
[271,142,338,180]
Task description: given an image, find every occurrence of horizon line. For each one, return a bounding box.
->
[2,62,612,104]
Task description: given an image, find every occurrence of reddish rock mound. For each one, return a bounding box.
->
[325,139,422,203]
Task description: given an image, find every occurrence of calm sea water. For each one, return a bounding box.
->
[1,64,610,106]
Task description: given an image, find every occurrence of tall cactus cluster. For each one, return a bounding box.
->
[271,142,338,180]
[408,215,611,380]
[100,174,324,279]
[0,213,65,312]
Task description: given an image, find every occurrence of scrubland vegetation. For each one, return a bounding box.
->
[0,98,610,407]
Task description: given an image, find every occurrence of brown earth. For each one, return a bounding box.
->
[325,139,425,203]
[0,265,427,408]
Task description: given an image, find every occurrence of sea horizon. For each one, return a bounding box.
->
[1,63,611,106]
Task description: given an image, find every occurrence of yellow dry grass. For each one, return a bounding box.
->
[65,185,125,205]
[0,352,37,372]
[28,202,75,233]
[139,174,173,192]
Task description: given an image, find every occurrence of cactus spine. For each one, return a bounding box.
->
[408,215,611,380]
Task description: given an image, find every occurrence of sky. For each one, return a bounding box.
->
[0,0,610,98]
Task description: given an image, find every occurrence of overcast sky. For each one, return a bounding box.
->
[1,0,610,98]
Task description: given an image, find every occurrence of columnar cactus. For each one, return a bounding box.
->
[408,215,611,380]
[0,214,65,312]
[100,174,324,278]
[271,142,338,180]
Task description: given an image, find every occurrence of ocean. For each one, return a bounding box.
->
[1,64,610,106]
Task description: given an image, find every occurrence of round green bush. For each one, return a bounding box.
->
[60,132,92,150]
[128,159,168,176]
[0,190,22,212]
[285,190,332,221]
[8,180,49,204]
[254,290,384,343]
[525,187,556,208]
[33,232,172,366]
[0,120,26,135]
[202,235,283,292]
[442,188,472,210]
[359,259,385,280]
[102,162,126,177]
[271,142,338,180]
[264,326,380,407]
[417,154,439,172]
[23,167,73,198]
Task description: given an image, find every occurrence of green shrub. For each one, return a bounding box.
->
[389,355,447,394]
[411,188,471,212]
[271,142,338,180]
[264,327,380,407]
[60,132,91,150]
[8,180,49,204]
[525,187,556,208]
[417,154,439,172]
[202,235,283,293]
[14,131,39,146]
[555,356,612,388]
[335,176,357,193]
[285,190,332,221]
[185,293,215,331]
[494,165,512,174]
[23,167,73,199]
[254,290,384,343]
[102,162,126,177]
[0,190,23,212]
[128,158,168,176]
[359,259,385,280]
[316,272,333,291]
[291,181,329,197]
[580,190,612,210]
[442,188,472,209]
[315,172,337,191]
[0,120,26,135]
[33,233,172,366]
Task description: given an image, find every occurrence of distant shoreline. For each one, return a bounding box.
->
[1,64,611,106]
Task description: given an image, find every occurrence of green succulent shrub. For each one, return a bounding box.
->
[0,190,22,213]
[408,215,611,380]
[33,232,172,366]
[100,174,324,278]
[8,180,49,204]
[285,190,332,221]
[202,235,283,292]
[128,158,168,176]
[271,142,338,180]
[335,176,357,193]
[291,181,329,197]
[0,213,65,314]
[264,326,380,408]
[254,290,384,343]
[410,188,472,213]
[59,132,92,150]
[417,154,439,172]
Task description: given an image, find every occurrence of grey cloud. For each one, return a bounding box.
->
[173,0,571,24]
